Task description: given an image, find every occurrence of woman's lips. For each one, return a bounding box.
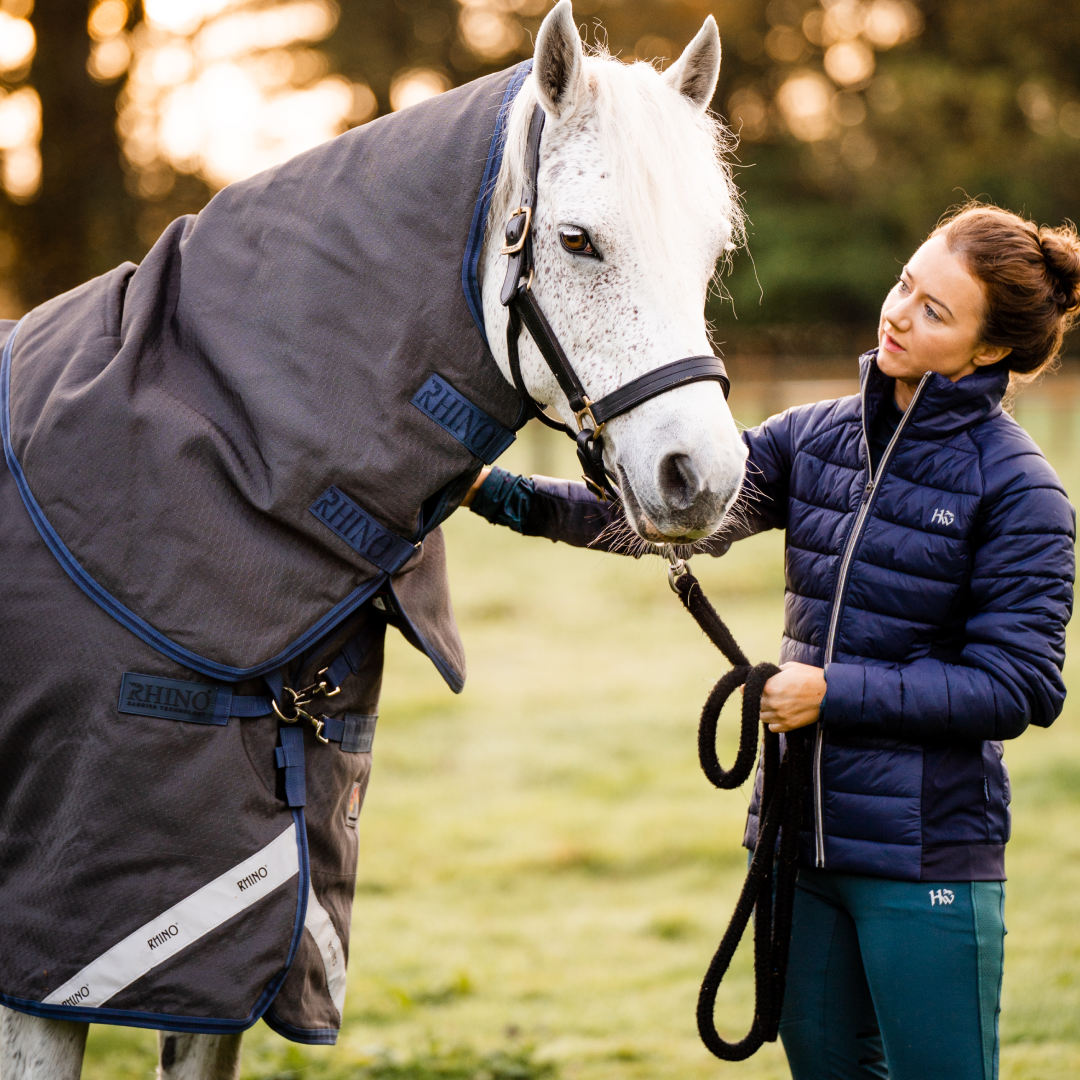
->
[882,331,904,353]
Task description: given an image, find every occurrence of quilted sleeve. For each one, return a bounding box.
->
[469,467,628,551]
[824,447,1075,741]
[723,407,802,540]
[523,474,626,550]
[471,404,809,552]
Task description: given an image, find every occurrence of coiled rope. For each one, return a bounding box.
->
[669,559,811,1062]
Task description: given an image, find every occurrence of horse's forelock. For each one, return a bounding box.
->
[589,53,743,289]
[493,50,743,302]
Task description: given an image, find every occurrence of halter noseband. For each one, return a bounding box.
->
[499,104,731,501]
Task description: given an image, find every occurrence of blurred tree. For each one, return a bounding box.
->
[1,0,1077,353]
[0,0,147,313]
[700,0,1080,341]
[326,0,471,116]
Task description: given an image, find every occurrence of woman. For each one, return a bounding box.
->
[465,204,1078,1079]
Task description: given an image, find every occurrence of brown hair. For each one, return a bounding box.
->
[932,202,1080,381]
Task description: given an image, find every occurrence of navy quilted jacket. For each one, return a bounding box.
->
[473,353,1075,881]
[736,354,1074,881]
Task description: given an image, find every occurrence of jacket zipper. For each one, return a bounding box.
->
[812,372,931,868]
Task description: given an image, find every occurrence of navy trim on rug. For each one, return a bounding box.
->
[388,579,464,694]
[263,1009,340,1045]
[0,810,312,1040]
[461,59,532,345]
[1,320,385,683]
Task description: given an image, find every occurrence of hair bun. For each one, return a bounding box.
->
[1038,224,1080,313]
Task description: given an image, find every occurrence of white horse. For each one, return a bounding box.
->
[0,2,744,1076]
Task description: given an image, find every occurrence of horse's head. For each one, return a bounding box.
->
[482,0,746,544]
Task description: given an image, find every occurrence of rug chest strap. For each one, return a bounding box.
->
[275,726,307,807]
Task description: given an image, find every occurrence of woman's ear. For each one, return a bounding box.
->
[972,344,1012,367]
[533,0,585,121]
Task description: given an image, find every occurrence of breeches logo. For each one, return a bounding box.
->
[148,924,179,950]
[929,888,955,906]
[237,866,268,892]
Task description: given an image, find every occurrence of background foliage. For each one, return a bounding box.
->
[0,0,1077,353]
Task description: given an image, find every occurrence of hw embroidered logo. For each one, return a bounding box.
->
[118,673,226,726]
[931,508,955,526]
[929,888,955,906]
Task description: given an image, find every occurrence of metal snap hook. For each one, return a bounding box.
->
[667,554,689,594]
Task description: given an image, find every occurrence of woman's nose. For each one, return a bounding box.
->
[883,299,911,330]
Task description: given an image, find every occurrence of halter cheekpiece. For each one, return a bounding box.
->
[500,104,731,501]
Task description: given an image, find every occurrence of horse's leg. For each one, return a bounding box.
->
[157,1032,242,1080]
[0,1007,88,1080]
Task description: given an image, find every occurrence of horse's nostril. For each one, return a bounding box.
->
[658,452,702,511]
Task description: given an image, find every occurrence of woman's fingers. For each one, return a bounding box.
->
[759,663,826,731]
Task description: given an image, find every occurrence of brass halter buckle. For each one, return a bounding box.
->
[574,398,604,438]
[500,206,532,255]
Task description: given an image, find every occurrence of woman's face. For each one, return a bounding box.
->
[877,233,1009,398]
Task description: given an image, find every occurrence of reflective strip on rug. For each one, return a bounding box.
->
[304,885,347,1017]
[43,824,299,1008]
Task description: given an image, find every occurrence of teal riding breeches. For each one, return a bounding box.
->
[778,868,1005,1080]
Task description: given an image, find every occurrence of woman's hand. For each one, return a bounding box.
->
[461,466,492,508]
[759,662,826,733]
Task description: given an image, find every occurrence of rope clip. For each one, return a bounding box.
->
[667,553,689,593]
[271,670,338,744]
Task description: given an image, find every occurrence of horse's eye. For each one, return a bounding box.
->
[559,226,599,258]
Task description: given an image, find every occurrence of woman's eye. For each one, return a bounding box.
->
[896,276,909,293]
[924,304,940,322]
[559,226,599,257]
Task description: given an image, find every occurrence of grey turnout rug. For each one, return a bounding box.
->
[0,60,530,1043]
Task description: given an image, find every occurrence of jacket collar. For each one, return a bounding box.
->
[858,349,1008,440]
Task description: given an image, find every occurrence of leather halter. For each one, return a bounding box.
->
[500,104,731,501]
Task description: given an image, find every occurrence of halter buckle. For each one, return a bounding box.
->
[500,206,532,255]
[573,398,604,437]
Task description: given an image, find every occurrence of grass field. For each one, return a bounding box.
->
[81,390,1080,1080]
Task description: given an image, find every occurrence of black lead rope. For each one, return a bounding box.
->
[669,559,811,1062]
[497,101,798,1054]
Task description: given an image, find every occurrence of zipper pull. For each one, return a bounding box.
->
[862,479,875,502]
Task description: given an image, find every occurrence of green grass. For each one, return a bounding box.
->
[81,393,1080,1080]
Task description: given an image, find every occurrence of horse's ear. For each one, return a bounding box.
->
[664,16,721,113]
[533,0,585,120]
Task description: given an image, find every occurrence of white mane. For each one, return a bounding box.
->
[480,6,749,545]
[491,49,744,302]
